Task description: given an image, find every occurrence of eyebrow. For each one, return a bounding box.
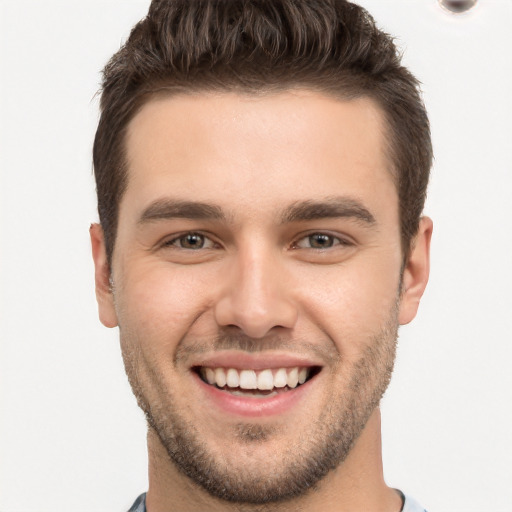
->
[280,197,376,225]
[138,199,226,224]
[137,196,376,226]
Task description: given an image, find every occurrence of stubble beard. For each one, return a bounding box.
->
[121,309,399,505]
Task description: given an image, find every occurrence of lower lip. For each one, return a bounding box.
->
[194,372,317,417]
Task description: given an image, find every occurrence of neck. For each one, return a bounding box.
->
[145,408,402,512]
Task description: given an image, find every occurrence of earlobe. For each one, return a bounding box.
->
[90,223,118,328]
[398,216,433,325]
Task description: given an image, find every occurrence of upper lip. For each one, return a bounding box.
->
[190,350,324,371]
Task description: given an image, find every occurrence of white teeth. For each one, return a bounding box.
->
[287,367,299,388]
[257,369,274,390]
[205,367,216,385]
[202,366,312,390]
[226,368,240,388]
[214,367,226,387]
[273,368,288,388]
[239,370,257,389]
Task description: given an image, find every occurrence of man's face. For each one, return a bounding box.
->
[93,90,427,503]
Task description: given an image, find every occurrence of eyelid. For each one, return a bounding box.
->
[157,230,354,251]
[161,231,219,250]
[292,231,355,249]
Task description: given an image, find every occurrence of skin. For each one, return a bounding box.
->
[91,90,432,512]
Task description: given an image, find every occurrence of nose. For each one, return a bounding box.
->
[214,247,298,339]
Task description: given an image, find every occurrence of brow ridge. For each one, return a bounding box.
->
[138,199,225,224]
[137,196,376,226]
[280,196,376,224]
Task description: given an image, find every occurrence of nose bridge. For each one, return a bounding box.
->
[239,245,277,310]
[214,240,298,338]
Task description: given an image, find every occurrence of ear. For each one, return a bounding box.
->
[399,216,433,325]
[90,223,118,328]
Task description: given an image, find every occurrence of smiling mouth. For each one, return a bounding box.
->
[195,366,321,398]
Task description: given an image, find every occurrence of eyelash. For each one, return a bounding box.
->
[292,232,352,250]
[161,231,352,251]
[162,232,217,250]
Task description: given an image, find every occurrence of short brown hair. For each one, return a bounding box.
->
[94,0,432,265]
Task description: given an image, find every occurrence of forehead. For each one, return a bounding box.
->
[122,89,396,222]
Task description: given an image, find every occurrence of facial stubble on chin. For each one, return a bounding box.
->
[120,308,399,505]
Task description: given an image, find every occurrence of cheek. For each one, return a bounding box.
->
[297,257,400,356]
[115,262,216,351]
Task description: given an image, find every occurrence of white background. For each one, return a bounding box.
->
[1,1,511,511]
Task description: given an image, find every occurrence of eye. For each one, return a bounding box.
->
[164,232,217,250]
[294,233,349,249]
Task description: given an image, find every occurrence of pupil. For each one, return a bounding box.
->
[182,234,203,248]
[310,234,332,248]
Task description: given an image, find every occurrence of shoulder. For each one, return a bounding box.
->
[402,493,428,512]
[127,493,146,512]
